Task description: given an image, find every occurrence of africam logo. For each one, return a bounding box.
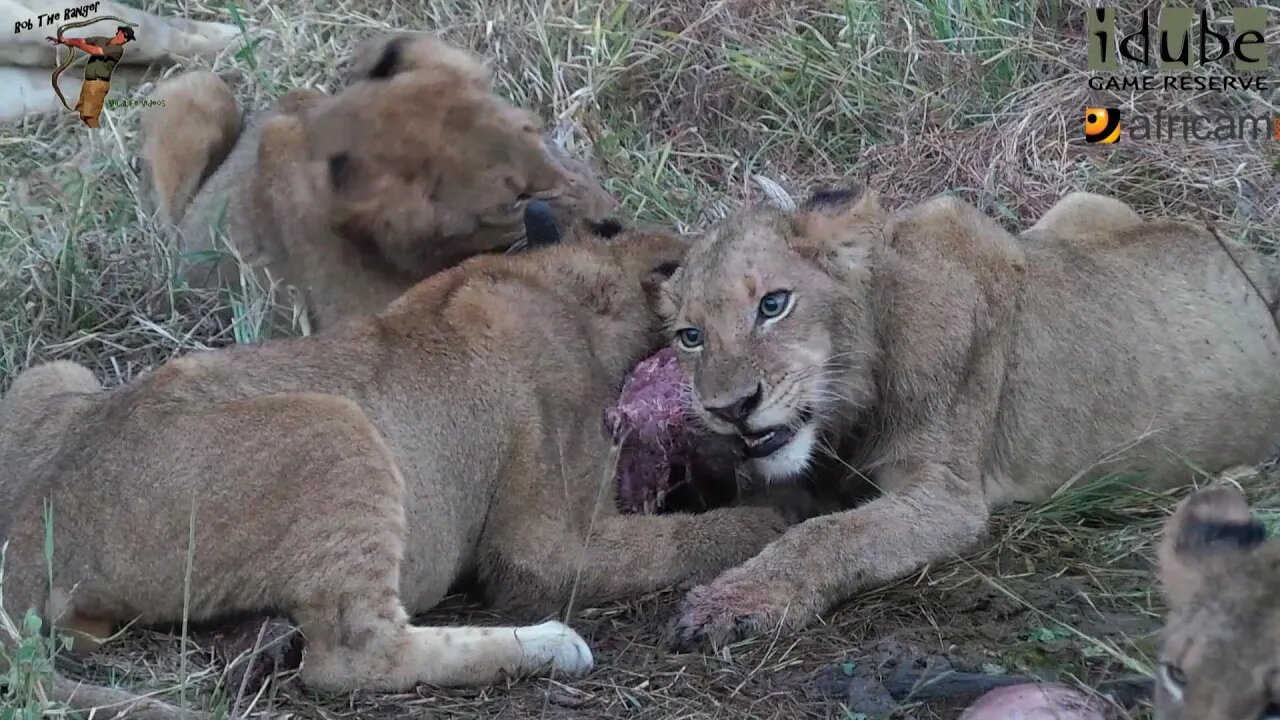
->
[1085,107,1280,144]
[1084,107,1122,144]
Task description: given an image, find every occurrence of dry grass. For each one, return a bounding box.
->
[1,0,1278,717]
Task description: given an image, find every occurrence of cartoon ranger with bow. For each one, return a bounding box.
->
[46,16,138,128]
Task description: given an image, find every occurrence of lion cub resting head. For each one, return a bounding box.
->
[1157,484,1280,720]
[142,33,618,331]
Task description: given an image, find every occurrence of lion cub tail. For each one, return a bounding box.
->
[140,70,243,226]
[44,676,205,719]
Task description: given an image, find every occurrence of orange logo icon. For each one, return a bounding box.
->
[1085,107,1121,144]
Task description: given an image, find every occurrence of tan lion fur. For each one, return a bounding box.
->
[0,224,786,718]
[1153,483,1280,720]
[656,189,1280,647]
[140,33,617,332]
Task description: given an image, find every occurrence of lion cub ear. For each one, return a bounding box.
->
[802,187,865,212]
[345,33,492,90]
[790,186,886,277]
[343,35,412,82]
[585,218,625,240]
[326,152,364,193]
[1158,486,1269,609]
[645,263,683,322]
[323,151,396,207]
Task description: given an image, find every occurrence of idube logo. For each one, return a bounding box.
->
[1085,6,1270,92]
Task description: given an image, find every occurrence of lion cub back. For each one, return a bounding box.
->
[0,362,103,533]
[1155,484,1280,720]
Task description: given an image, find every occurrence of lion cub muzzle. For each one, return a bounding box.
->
[693,377,820,482]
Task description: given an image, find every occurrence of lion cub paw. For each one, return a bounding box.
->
[669,569,802,650]
[515,621,594,676]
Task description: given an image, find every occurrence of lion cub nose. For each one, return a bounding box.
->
[705,383,764,426]
[523,200,561,247]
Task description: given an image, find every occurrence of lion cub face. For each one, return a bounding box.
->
[1156,485,1280,720]
[655,189,885,482]
[298,34,617,280]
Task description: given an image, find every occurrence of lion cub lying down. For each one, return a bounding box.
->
[1156,484,1280,720]
[657,189,1280,647]
[141,33,617,331]
[0,218,784,717]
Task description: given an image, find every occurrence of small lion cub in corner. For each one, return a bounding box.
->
[1157,483,1280,720]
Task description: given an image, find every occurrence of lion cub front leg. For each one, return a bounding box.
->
[219,394,592,691]
[482,505,789,615]
[671,463,989,648]
[672,336,1007,647]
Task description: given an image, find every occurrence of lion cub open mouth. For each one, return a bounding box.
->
[741,408,813,459]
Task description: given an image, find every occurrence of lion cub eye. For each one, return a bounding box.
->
[1262,702,1280,720]
[1159,663,1187,701]
[758,290,793,321]
[675,327,703,351]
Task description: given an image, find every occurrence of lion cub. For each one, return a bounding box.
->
[0,217,784,717]
[1156,484,1280,720]
[140,33,617,332]
[657,189,1280,648]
